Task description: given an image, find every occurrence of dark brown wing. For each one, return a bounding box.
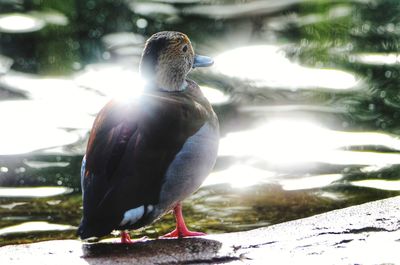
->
[78,100,139,238]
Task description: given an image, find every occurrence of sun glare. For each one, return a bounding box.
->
[214,45,359,90]
[219,119,400,167]
[0,221,75,236]
[200,86,230,105]
[354,53,400,65]
[74,64,145,102]
[0,187,73,198]
[0,13,45,33]
[280,174,343,191]
[351,179,400,191]
[202,165,276,188]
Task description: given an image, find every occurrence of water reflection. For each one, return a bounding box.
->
[183,0,303,19]
[203,165,276,188]
[280,174,343,191]
[31,11,68,26]
[0,221,75,236]
[0,114,80,155]
[214,45,359,90]
[0,202,26,210]
[351,180,400,191]
[0,14,45,33]
[0,98,88,155]
[2,72,105,112]
[268,4,352,32]
[101,32,144,57]
[23,160,70,169]
[75,64,145,101]
[200,86,230,105]
[0,187,73,198]
[354,53,400,65]
[219,119,400,166]
[0,54,13,75]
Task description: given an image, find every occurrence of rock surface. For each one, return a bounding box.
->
[1,196,399,265]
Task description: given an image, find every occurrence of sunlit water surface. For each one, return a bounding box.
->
[1,0,400,245]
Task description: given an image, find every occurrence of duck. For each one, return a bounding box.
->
[77,31,219,243]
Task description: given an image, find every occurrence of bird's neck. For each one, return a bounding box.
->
[155,68,188,92]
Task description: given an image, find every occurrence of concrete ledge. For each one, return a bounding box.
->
[1,196,399,265]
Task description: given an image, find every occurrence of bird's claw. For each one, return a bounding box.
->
[120,231,148,243]
[159,228,206,238]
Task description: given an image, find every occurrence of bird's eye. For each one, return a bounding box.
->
[182,45,188,52]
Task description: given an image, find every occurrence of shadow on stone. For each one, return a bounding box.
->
[82,237,236,264]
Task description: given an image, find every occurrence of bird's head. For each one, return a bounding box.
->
[139,31,213,92]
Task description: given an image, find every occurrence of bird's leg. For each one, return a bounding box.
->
[121,230,133,243]
[160,203,206,238]
[120,231,149,243]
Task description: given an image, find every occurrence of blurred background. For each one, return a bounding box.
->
[1,0,400,245]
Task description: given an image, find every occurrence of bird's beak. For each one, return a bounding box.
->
[193,55,214,68]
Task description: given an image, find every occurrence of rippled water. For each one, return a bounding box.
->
[1,0,400,246]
